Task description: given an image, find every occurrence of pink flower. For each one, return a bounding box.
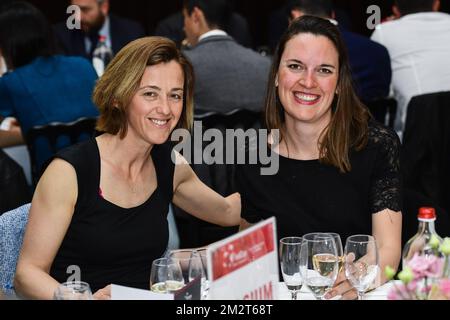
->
[408,253,443,278]
[440,279,450,296]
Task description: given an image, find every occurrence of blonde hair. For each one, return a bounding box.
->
[93,36,194,139]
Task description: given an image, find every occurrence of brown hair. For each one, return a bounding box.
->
[93,36,194,139]
[265,15,369,172]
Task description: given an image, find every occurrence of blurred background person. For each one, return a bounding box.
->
[371,0,450,138]
[182,0,270,113]
[0,2,99,175]
[54,0,145,60]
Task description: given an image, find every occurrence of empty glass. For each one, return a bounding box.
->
[279,237,303,300]
[53,281,93,300]
[300,233,339,300]
[344,235,379,300]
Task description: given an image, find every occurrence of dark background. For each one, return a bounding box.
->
[11,0,450,48]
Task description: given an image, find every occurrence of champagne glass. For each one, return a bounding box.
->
[344,235,379,300]
[53,281,93,300]
[300,233,339,300]
[279,237,303,300]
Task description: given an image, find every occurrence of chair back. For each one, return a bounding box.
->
[402,91,450,216]
[173,108,262,247]
[365,98,397,128]
[0,204,31,290]
[25,117,97,185]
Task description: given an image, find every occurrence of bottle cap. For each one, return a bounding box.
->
[418,207,436,220]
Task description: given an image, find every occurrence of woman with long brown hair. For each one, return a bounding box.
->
[236,16,402,299]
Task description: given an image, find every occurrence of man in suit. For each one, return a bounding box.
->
[155,11,253,49]
[54,0,145,59]
[287,0,392,106]
[182,0,270,113]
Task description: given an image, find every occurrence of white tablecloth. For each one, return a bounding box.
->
[277,281,395,300]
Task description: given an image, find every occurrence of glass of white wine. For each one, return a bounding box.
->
[300,233,339,300]
[165,258,185,293]
[150,257,170,293]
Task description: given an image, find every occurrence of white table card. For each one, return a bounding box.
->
[207,217,279,300]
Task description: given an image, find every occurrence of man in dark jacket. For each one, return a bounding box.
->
[54,0,145,59]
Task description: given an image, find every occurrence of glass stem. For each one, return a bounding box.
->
[357,291,364,300]
[291,291,298,300]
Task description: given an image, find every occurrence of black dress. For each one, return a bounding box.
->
[235,121,402,244]
[50,138,174,292]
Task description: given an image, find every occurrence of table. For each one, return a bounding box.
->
[277,281,395,300]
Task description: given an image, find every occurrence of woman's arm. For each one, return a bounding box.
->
[172,152,241,227]
[0,118,24,148]
[372,208,402,284]
[14,159,78,299]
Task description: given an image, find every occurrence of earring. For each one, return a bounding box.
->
[275,77,279,87]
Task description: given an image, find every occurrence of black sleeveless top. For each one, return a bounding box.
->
[49,138,174,292]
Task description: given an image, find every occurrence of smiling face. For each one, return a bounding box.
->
[277,33,339,129]
[126,60,184,146]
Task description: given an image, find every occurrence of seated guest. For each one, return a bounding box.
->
[14,36,241,299]
[235,16,402,299]
[0,2,99,171]
[155,10,253,49]
[288,0,392,105]
[371,0,450,137]
[182,0,271,113]
[54,0,145,60]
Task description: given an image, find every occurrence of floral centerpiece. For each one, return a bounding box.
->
[385,236,450,300]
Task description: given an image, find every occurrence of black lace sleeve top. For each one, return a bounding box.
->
[235,121,402,243]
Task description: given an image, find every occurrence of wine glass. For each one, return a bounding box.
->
[319,233,344,273]
[279,237,303,300]
[150,257,170,293]
[197,248,210,300]
[53,281,93,300]
[344,235,379,300]
[165,258,185,293]
[189,250,208,299]
[300,233,339,300]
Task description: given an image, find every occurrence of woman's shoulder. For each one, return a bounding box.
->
[367,120,401,149]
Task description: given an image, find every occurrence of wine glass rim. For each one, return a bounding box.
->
[280,236,303,244]
[302,232,335,242]
[59,281,90,288]
[346,234,376,243]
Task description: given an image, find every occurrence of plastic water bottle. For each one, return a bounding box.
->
[92,35,113,77]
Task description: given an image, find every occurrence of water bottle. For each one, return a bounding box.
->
[92,35,113,77]
[402,207,443,269]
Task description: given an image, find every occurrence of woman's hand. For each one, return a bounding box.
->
[93,285,111,300]
[324,272,357,300]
